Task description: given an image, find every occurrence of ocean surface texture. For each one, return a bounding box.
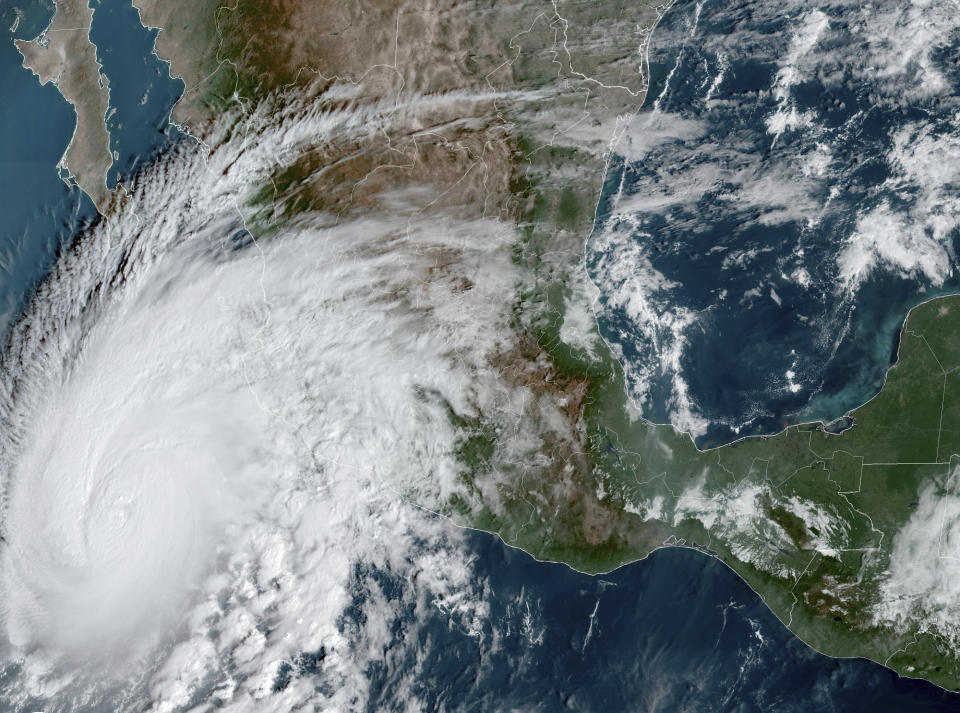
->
[1,0,959,710]
[589,0,960,446]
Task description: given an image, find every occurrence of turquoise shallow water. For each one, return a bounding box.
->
[1,1,959,708]
[589,0,960,447]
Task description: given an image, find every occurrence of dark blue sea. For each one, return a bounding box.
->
[356,531,960,711]
[0,0,95,332]
[2,0,960,709]
[588,0,960,447]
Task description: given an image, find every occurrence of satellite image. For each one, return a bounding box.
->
[4,0,960,710]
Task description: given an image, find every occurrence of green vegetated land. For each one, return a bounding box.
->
[482,292,960,691]
[130,0,960,690]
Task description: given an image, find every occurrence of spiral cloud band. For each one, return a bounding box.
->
[0,96,525,711]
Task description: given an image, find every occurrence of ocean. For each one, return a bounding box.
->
[589,0,960,447]
[1,0,958,709]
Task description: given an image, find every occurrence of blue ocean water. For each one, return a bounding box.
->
[0,0,96,332]
[2,1,959,709]
[588,0,960,447]
[89,0,184,189]
[0,0,183,336]
[354,532,960,711]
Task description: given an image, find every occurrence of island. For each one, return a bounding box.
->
[49,0,960,692]
[14,0,113,210]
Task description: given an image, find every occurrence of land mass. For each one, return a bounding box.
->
[15,0,112,210]
[80,0,960,692]
[482,292,960,690]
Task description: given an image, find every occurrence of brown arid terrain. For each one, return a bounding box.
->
[15,0,112,209]
[17,0,960,694]
[133,0,663,222]
[128,0,671,556]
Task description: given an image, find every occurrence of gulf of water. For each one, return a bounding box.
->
[2,0,958,708]
[89,0,184,190]
[588,0,960,447]
[0,0,96,332]
[0,0,183,333]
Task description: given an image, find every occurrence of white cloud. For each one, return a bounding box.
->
[875,469,960,645]
[853,0,958,102]
[0,87,554,711]
[837,120,960,290]
[588,216,708,437]
[765,10,830,143]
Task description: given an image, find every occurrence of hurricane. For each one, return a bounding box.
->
[0,91,521,711]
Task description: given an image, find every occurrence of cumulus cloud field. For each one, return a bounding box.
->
[587,0,960,441]
[0,93,529,712]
